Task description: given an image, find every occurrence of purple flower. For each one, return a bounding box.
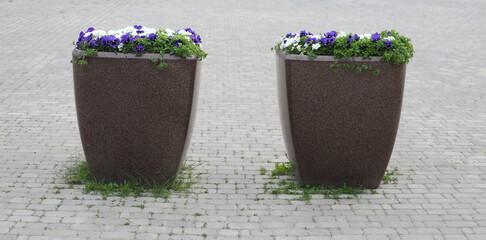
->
[134,25,143,30]
[136,30,144,34]
[131,35,141,42]
[88,39,98,48]
[387,31,392,35]
[371,32,381,42]
[190,35,202,44]
[120,33,131,44]
[384,39,393,49]
[134,45,145,53]
[285,33,297,38]
[325,30,337,38]
[184,28,195,35]
[347,35,354,44]
[320,37,335,46]
[353,34,360,41]
[173,39,184,48]
[300,30,312,37]
[100,35,120,48]
[148,33,158,41]
[87,27,95,32]
[305,37,317,44]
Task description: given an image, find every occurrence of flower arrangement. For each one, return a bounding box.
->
[274,30,413,65]
[73,25,207,69]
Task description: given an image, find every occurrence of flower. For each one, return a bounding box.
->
[87,27,95,32]
[184,28,196,35]
[100,35,120,48]
[190,35,202,44]
[353,34,360,41]
[173,39,184,48]
[305,37,318,45]
[285,33,297,38]
[312,43,321,50]
[371,32,381,42]
[120,33,131,44]
[325,31,337,38]
[384,39,393,49]
[134,25,143,30]
[133,45,145,53]
[300,30,312,37]
[148,33,158,41]
[320,36,335,46]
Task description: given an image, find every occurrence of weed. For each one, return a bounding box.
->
[382,169,401,184]
[259,167,267,175]
[63,156,199,198]
[271,162,293,176]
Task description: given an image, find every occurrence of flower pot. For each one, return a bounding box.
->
[72,49,200,184]
[276,50,406,188]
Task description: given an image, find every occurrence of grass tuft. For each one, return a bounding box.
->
[62,156,198,198]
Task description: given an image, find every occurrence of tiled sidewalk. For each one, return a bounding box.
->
[0,0,485,239]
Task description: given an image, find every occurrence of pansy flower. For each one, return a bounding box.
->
[371,32,381,42]
[134,45,145,53]
[173,39,184,48]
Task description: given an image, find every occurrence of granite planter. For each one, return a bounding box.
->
[276,50,406,188]
[72,49,200,184]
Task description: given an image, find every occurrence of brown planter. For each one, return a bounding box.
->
[276,50,406,189]
[72,49,200,184]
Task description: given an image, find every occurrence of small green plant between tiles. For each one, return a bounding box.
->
[61,156,199,199]
[263,156,401,201]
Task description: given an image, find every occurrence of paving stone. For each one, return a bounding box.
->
[0,0,485,239]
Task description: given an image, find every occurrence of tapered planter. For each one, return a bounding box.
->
[276,50,406,188]
[72,49,200,184]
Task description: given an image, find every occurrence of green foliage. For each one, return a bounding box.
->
[271,162,294,176]
[276,29,414,65]
[63,159,197,198]
[259,167,267,175]
[382,169,402,184]
[264,155,401,201]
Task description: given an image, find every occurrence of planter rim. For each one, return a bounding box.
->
[73,48,199,60]
[276,49,384,62]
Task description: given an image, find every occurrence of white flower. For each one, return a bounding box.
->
[312,43,321,50]
[296,45,302,51]
[281,37,299,49]
[337,31,347,37]
[164,28,175,36]
[363,33,371,39]
[90,30,107,37]
[384,36,395,41]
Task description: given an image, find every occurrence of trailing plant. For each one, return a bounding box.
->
[73,25,207,69]
[274,30,413,65]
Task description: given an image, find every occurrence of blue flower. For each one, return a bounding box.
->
[325,30,337,38]
[88,39,98,48]
[134,45,145,53]
[353,34,360,41]
[305,37,317,44]
[347,35,354,44]
[134,25,143,30]
[173,39,184,48]
[387,31,392,35]
[371,32,381,42]
[300,30,312,37]
[184,28,195,35]
[120,33,131,44]
[285,33,297,38]
[384,39,393,49]
[87,27,95,32]
[100,35,120,48]
[190,35,202,44]
[320,37,335,46]
[148,33,158,41]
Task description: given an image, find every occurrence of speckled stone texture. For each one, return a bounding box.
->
[276,50,406,188]
[72,49,200,184]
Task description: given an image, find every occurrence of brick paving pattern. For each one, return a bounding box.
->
[1,0,485,239]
